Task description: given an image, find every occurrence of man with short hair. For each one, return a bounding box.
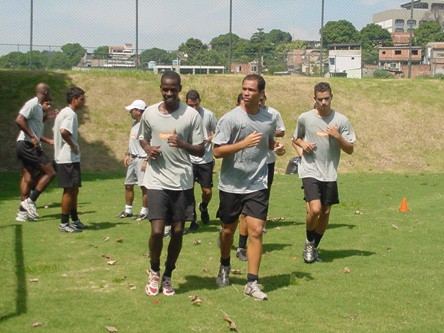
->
[213,74,285,301]
[15,82,56,222]
[185,89,217,232]
[236,93,285,261]
[139,71,204,296]
[293,82,355,263]
[53,87,87,233]
[117,99,149,221]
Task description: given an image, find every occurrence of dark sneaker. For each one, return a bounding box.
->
[72,220,87,230]
[59,223,82,233]
[187,221,199,233]
[199,203,210,224]
[216,265,230,287]
[133,213,148,221]
[244,281,268,301]
[303,240,316,263]
[116,211,133,218]
[236,248,248,261]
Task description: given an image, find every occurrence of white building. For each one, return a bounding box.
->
[328,44,362,79]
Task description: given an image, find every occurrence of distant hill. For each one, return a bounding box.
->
[1,70,443,173]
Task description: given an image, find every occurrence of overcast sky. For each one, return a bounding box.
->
[0,0,403,54]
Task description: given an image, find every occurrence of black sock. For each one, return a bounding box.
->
[220,257,230,267]
[200,202,208,209]
[238,234,248,249]
[71,210,79,221]
[306,229,316,242]
[314,232,324,248]
[61,214,69,225]
[247,273,259,283]
[163,262,176,278]
[150,261,160,272]
[29,189,41,202]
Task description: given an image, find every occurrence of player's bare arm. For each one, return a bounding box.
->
[213,131,262,158]
[60,129,79,154]
[139,140,161,160]
[15,114,39,148]
[294,137,316,154]
[326,125,354,155]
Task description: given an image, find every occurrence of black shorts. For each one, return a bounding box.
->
[147,189,194,223]
[217,189,269,224]
[192,161,214,188]
[57,163,82,188]
[16,140,50,170]
[267,162,275,189]
[302,177,339,206]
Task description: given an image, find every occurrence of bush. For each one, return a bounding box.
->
[373,69,393,79]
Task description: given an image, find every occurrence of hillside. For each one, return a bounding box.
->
[1,70,443,174]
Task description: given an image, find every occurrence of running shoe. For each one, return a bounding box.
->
[303,240,316,263]
[59,223,82,233]
[187,221,200,233]
[244,280,268,301]
[72,220,87,230]
[133,213,148,221]
[236,248,248,261]
[216,265,230,287]
[21,198,39,219]
[164,225,171,238]
[199,203,210,224]
[116,211,133,218]
[161,276,175,296]
[145,269,160,296]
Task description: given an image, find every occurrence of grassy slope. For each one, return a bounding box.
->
[0,173,443,332]
[1,70,443,173]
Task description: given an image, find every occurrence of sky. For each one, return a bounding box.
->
[0,0,403,55]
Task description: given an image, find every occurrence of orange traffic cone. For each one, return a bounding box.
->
[399,198,409,212]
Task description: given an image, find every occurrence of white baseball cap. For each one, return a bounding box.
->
[125,99,146,111]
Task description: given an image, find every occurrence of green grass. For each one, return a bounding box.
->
[0,172,443,332]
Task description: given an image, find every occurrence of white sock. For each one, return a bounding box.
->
[125,205,133,214]
[140,207,148,215]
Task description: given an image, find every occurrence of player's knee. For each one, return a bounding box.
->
[249,225,264,238]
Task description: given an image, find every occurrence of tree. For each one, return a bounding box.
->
[360,23,393,65]
[47,52,72,69]
[210,33,240,52]
[140,48,173,65]
[322,20,360,47]
[61,43,86,67]
[414,21,444,48]
[266,29,292,45]
[93,46,109,59]
[275,40,307,54]
[178,38,208,63]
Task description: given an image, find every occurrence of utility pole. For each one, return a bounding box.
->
[408,0,414,78]
[30,0,33,69]
[319,0,325,77]
[136,0,139,69]
[229,0,233,74]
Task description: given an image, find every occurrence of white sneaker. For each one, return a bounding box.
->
[161,276,175,296]
[244,280,268,301]
[303,240,316,263]
[145,269,160,296]
[16,211,28,222]
[21,198,39,219]
[163,225,171,238]
[236,248,248,261]
[216,265,230,287]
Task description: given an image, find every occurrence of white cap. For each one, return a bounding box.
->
[125,99,146,111]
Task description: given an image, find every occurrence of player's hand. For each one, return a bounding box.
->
[243,131,262,148]
[147,145,161,160]
[168,128,183,148]
[326,125,340,140]
[31,137,40,149]
[301,141,316,154]
[124,155,130,166]
[71,145,79,154]
[274,142,286,156]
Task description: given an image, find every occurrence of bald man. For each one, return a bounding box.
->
[15,82,56,222]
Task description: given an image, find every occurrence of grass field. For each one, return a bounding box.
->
[0,172,443,332]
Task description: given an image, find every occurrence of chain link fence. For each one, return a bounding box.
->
[1,1,443,77]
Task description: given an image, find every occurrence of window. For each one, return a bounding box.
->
[407,20,416,28]
[395,50,402,55]
[351,57,355,60]
[236,66,242,73]
[412,50,418,55]
[395,19,404,28]
[250,66,257,72]
[395,28,404,33]
[382,51,386,55]
[329,58,335,65]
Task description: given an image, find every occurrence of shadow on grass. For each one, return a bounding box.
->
[0,224,27,323]
[318,249,375,262]
[262,243,292,252]
[178,271,313,294]
[328,223,357,230]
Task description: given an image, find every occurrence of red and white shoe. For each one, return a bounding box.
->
[145,269,160,296]
[161,276,175,296]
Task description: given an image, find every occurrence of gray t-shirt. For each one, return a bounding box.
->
[293,109,355,181]
[128,121,147,157]
[213,106,276,194]
[190,107,217,165]
[138,102,204,191]
[16,97,44,146]
[54,106,80,164]
[265,106,285,164]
